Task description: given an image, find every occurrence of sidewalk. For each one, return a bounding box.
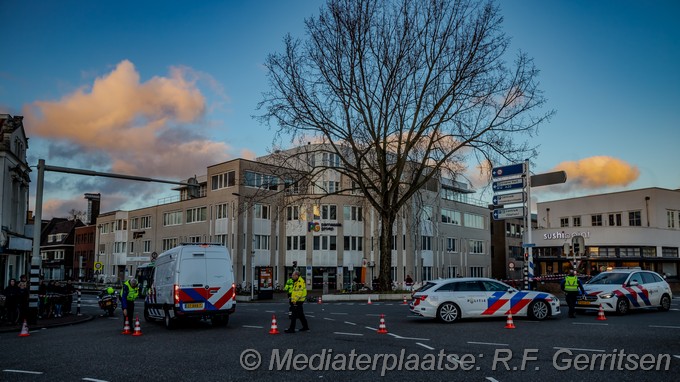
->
[0,313,95,334]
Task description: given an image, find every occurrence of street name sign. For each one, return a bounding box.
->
[493,207,525,220]
[492,178,525,192]
[492,163,526,178]
[492,192,525,206]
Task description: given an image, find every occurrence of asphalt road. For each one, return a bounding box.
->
[1,295,679,382]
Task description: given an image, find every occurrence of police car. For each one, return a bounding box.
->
[409,277,560,323]
[577,268,672,315]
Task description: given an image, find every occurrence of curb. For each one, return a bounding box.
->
[0,314,96,334]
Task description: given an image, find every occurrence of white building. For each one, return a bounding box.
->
[0,114,32,287]
[532,188,680,278]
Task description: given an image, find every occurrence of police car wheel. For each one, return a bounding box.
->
[437,302,460,323]
[529,300,549,321]
[658,294,671,311]
[615,298,629,315]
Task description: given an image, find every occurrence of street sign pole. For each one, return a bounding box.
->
[525,159,533,290]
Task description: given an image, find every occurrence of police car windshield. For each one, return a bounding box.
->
[587,272,629,285]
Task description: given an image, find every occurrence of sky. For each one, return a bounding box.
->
[1,0,679,219]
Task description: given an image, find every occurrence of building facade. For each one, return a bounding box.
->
[0,114,32,287]
[532,188,680,278]
[94,145,492,290]
[490,215,537,280]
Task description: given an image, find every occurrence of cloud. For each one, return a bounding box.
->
[553,156,639,189]
[23,59,232,178]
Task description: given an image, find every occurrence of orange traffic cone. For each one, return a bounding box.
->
[317,296,322,304]
[402,295,408,305]
[377,314,388,334]
[121,317,131,334]
[19,319,30,337]
[596,304,607,321]
[367,296,372,305]
[505,313,516,329]
[132,316,143,336]
[269,314,280,334]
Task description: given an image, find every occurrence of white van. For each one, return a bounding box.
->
[143,243,236,328]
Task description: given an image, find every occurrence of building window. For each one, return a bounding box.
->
[143,240,151,253]
[114,219,127,231]
[422,267,432,281]
[287,206,300,221]
[130,218,139,230]
[343,236,363,251]
[254,204,269,220]
[591,214,603,227]
[188,236,201,243]
[186,207,207,223]
[447,266,458,278]
[163,211,182,226]
[162,238,178,251]
[667,210,676,229]
[322,152,341,167]
[421,206,433,221]
[573,216,581,227]
[343,206,363,221]
[620,247,641,257]
[54,250,65,260]
[662,247,679,258]
[446,237,457,252]
[287,236,306,251]
[211,170,235,190]
[560,217,569,227]
[469,239,484,254]
[464,213,485,229]
[216,203,228,219]
[114,242,127,253]
[141,216,152,229]
[608,213,622,227]
[628,211,641,226]
[469,266,484,277]
[215,234,228,247]
[321,205,337,220]
[441,209,461,225]
[254,235,270,250]
[323,181,340,193]
[421,236,432,251]
[245,171,278,190]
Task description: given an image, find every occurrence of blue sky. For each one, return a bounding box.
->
[1,0,678,218]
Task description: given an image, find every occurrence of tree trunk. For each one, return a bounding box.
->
[378,212,397,291]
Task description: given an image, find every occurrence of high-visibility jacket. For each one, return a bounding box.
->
[120,281,139,301]
[290,277,307,303]
[563,275,579,292]
[283,278,294,296]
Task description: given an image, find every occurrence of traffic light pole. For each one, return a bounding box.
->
[525,159,533,290]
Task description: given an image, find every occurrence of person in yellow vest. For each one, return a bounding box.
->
[561,270,585,318]
[284,271,309,333]
[120,278,139,321]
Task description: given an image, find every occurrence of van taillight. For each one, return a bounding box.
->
[231,283,236,300]
[174,284,180,305]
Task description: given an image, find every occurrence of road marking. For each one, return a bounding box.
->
[673,355,680,360]
[486,378,500,382]
[242,325,264,329]
[83,378,109,382]
[265,310,276,313]
[416,342,435,350]
[306,315,316,318]
[3,370,44,375]
[387,333,430,341]
[334,332,364,336]
[572,322,608,326]
[365,314,382,317]
[468,341,509,347]
[344,321,357,325]
[649,325,680,329]
[553,347,605,353]
[365,326,378,331]
[330,312,348,315]
[324,317,336,321]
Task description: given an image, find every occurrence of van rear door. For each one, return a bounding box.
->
[177,249,233,312]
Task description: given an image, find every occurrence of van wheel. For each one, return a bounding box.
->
[164,310,175,329]
[212,315,229,327]
[144,306,155,322]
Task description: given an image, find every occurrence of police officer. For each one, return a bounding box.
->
[561,270,585,318]
[285,271,309,333]
[120,278,139,321]
[283,274,294,318]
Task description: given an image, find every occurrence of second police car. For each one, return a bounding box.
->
[577,268,672,315]
[410,277,560,323]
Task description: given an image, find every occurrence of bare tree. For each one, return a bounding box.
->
[258,0,553,290]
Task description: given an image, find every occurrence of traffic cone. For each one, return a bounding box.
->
[505,313,516,329]
[121,316,131,334]
[18,320,30,337]
[269,314,280,334]
[402,295,408,305]
[132,316,143,336]
[317,296,322,304]
[596,304,607,321]
[377,314,388,334]
[367,296,372,305]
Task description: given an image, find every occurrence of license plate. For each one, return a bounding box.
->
[184,302,204,310]
[577,300,590,306]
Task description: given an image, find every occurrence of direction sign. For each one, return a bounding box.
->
[492,163,526,178]
[492,191,525,206]
[492,178,525,192]
[530,170,567,188]
[493,207,525,220]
